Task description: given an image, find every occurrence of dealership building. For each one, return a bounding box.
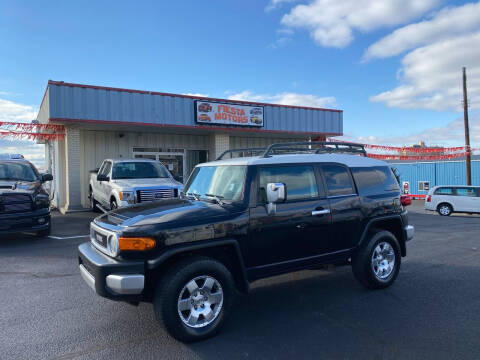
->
[36,81,343,213]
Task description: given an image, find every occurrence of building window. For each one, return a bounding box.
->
[418,181,430,191]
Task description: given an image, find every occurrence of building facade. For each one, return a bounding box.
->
[37,81,343,213]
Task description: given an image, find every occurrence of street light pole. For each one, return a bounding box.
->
[462,67,472,186]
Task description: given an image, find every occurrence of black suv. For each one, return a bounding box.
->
[78,142,414,342]
[0,154,53,236]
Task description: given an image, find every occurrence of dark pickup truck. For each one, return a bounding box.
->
[78,142,414,342]
[0,155,53,236]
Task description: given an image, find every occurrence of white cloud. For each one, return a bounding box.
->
[364,2,480,60]
[0,98,44,167]
[227,90,337,108]
[281,0,441,48]
[182,93,209,98]
[338,114,480,147]
[371,31,480,111]
[0,98,37,122]
[265,0,298,12]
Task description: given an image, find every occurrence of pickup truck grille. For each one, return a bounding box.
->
[137,188,174,202]
[0,194,32,214]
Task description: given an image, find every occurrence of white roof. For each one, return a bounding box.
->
[198,153,389,168]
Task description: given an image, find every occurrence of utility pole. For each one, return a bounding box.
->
[462,67,472,185]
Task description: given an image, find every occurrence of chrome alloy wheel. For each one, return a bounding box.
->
[371,242,395,280]
[177,275,223,328]
[439,205,451,216]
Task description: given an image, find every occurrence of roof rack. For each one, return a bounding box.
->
[216,147,267,160]
[216,141,367,160]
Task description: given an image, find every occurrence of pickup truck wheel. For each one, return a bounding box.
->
[352,230,401,290]
[154,256,235,342]
[89,190,101,213]
[110,199,118,211]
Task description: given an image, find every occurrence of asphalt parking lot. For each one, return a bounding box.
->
[1,201,479,360]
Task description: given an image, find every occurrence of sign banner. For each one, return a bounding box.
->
[195,100,264,127]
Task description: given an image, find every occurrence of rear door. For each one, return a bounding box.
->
[454,187,477,212]
[247,164,332,270]
[320,164,363,252]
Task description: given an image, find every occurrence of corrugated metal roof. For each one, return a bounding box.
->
[43,81,343,136]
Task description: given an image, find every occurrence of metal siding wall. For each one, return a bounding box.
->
[229,136,307,149]
[49,84,342,134]
[391,160,480,195]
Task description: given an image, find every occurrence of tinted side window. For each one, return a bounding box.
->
[351,166,400,196]
[322,165,355,196]
[455,188,476,197]
[259,165,319,202]
[434,187,453,195]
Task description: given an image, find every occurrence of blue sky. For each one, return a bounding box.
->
[1,0,480,166]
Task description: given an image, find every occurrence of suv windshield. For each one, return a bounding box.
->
[112,162,170,179]
[0,161,39,182]
[184,165,247,202]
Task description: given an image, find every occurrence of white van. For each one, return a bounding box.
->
[425,185,480,216]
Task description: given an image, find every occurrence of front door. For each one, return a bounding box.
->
[247,164,333,274]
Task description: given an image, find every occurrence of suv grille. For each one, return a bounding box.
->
[137,188,174,202]
[0,194,32,214]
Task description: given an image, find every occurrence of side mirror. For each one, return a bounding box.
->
[41,173,53,182]
[97,174,110,182]
[266,183,285,215]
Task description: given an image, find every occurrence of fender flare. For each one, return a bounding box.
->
[147,239,250,293]
[358,214,407,256]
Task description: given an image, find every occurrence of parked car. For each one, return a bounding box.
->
[89,158,183,211]
[0,154,53,236]
[198,114,211,122]
[250,116,262,125]
[198,103,212,112]
[78,142,414,342]
[425,185,480,216]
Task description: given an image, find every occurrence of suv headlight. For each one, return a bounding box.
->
[35,194,50,208]
[119,191,135,204]
[107,234,120,257]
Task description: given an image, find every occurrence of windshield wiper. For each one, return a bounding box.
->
[186,192,201,201]
[204,193,224,205]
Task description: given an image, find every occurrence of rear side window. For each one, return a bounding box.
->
[322,164,355,197]
[258,165,319,202]
[434,187,453,195]
[455,188,477,197]
[351,166,399,196]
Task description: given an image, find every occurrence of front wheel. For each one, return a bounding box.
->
[352,230,401,289]
[110,199,118,211]
[154,256,235,342]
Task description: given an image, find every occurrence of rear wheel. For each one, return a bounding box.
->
[437,203,452,216]
[154,256,235,342]
[352,230,401,289]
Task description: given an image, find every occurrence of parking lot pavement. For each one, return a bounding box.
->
[1,209,479,360]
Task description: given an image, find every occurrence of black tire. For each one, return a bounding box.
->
[437,203,452,216]
[110,198,118,211]
[36,223,51,237]
[153,256,235,342]
[352,230,401,290]
[89,189,101,213]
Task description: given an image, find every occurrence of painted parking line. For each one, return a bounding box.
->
[48,235,90,240]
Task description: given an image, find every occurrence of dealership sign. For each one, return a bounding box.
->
[195,100,264,127]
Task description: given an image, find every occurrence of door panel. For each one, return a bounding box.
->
[327,195,363,252]
[248,199,332,268]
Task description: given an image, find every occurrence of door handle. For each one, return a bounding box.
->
[312,209,330,216]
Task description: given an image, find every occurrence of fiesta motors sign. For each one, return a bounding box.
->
[195,100,264,127]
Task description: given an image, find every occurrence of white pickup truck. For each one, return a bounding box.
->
[89,158,184,211]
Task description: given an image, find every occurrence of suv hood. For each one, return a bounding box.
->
[98,198,240,228]
[112,178,182,188]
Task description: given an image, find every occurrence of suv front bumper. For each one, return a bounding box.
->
[78,242,145,301]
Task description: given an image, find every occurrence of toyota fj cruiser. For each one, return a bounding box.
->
[78,142,414,342]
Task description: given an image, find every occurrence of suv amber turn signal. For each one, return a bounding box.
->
[118,237,156,251]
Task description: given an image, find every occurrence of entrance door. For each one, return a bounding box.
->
[156,153,184,183]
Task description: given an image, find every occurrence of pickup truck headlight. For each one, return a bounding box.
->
[34,194,50,208]
[119,191,135,204]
